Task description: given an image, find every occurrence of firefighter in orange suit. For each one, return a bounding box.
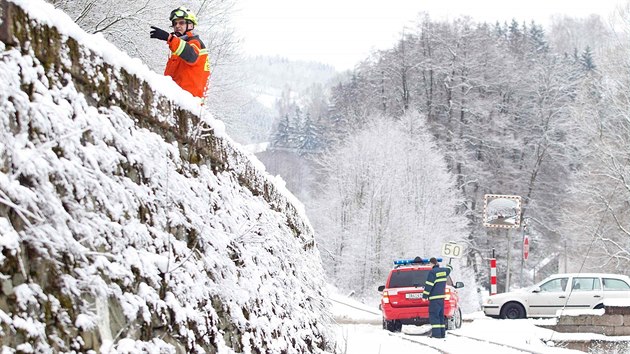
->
[422,257,453,338]
[150,6,210,99]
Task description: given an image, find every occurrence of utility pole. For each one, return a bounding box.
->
[520,226,524,288]
[564,240,567,273]
[506,228,511,292]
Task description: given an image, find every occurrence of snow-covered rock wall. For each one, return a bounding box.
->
[0,1,335,353]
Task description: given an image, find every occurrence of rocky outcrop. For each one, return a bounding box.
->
[0,0,335,352]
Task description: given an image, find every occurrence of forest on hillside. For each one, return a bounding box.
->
[262,13,630,298]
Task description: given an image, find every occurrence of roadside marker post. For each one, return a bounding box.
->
[490,249,497,295]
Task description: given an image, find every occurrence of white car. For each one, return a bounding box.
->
[483,273,630,319]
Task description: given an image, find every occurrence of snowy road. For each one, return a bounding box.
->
[334,321,584,354]
[330,291,587,354]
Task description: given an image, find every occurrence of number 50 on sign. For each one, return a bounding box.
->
[442,242,464,259]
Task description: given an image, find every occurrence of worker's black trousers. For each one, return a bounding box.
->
[429,299,446,338]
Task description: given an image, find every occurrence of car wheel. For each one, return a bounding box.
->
[383,318,402,332]
[447,307,462,330]
[500,302,525,319]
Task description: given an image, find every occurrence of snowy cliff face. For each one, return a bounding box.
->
[0,1,335,353]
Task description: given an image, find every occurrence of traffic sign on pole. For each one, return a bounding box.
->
[523,236,530,261]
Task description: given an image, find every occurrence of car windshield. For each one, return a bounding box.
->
[388,269,431,288]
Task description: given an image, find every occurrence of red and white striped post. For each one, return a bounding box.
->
[490,249,497,295]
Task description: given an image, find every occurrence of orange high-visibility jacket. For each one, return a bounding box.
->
[164,31,210,98]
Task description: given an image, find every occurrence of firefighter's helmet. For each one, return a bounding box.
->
[169,6,198,26]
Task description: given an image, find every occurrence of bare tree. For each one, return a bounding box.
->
[559,6,630,272]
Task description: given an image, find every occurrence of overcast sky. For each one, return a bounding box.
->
[232,0,627,71]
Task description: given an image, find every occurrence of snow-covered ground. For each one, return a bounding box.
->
[329,287,630,353]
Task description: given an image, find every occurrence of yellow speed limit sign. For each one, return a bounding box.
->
[441,242,464,259]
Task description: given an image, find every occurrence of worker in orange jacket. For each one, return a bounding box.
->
[150,6,210,99]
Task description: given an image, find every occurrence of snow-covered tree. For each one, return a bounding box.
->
[558,7,630,272]
[311,112,468,295]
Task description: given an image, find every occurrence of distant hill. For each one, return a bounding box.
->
[213,55,340,145]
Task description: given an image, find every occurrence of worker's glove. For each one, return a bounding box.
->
[150,26,170,41]
[422,293,428,300]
